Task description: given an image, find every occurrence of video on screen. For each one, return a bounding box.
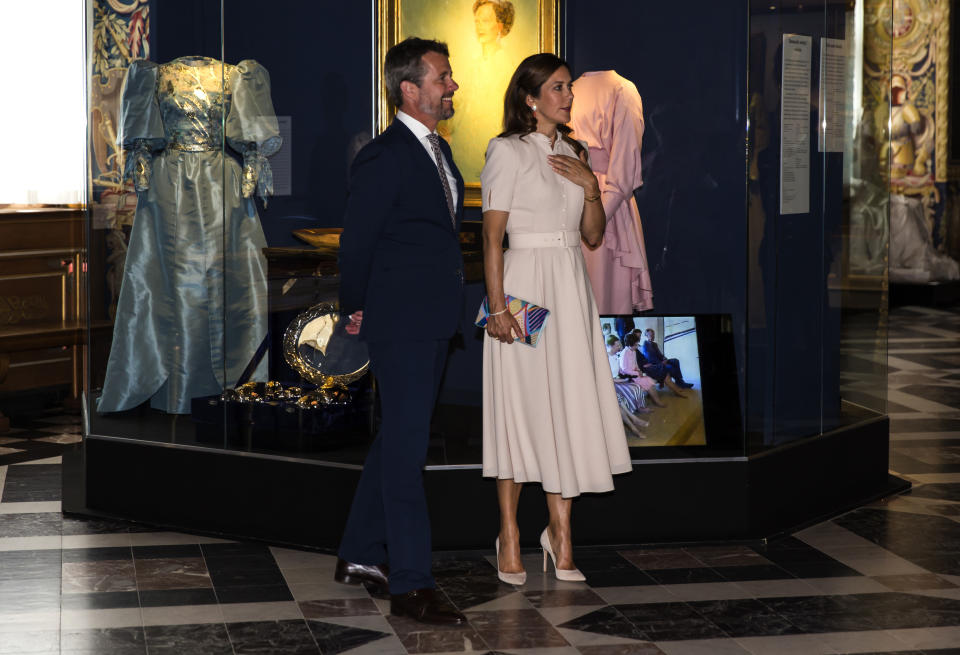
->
[601,316,706,447]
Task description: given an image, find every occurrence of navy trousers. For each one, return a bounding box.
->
[337,339,448,594]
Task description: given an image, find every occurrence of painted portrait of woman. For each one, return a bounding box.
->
[396,0,551,192]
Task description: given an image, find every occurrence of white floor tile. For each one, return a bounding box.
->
[594,585,683,604]
[61,534,132,549]
[536,604,607,626]
[555,626,647,647]
[734,633,838,654]
[220,601,302,623]
[0,536,62,551]
[141,604,223,627]
[127,532,233,546]
[459,590,533,611]
[0,501,61,514]
[16,456,63,466]
[658,638,753,655]
[59,608,142,630]
[286,580,372,601]
[269,546,337,571]
[0,611,60,632]
[799,576,890,595]
[337,634,407,655]
[886,625,960,650]
[312,614,393,634]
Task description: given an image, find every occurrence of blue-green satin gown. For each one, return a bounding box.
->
[98,57,281,414]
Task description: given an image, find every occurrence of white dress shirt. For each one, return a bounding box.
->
[396,111,459,209]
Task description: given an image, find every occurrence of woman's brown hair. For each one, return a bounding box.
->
[499,53,574,139]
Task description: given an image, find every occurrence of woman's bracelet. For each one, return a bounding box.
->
[584,191,601,202]
[488,307,509,317]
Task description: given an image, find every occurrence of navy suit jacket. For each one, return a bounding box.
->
[338,119,465,342]
[641,340,666,364]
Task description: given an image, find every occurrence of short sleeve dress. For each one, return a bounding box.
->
[481,133,631,498]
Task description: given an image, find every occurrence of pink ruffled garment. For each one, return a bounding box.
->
[570,70,653,313]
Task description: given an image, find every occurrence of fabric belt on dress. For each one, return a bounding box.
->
[168,142,220,152]
[508,230,581,249]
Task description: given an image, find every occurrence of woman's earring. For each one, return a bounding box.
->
[531,104,537,112]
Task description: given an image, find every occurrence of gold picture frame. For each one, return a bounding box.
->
[376,0,560,206]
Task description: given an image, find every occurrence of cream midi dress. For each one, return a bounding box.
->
[481,133,631,498]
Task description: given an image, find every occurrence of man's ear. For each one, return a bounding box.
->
[400,79,418,106]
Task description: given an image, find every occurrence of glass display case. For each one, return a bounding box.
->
[68,0,896,548]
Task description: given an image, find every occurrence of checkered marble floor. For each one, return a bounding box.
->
[4,306,960,653]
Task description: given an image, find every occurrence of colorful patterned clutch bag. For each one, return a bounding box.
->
[475,295,550,347]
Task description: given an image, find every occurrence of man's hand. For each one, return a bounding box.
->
[345,311,363,335]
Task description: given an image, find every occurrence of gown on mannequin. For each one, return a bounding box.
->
[569,70,653,314]
[98,57,281,414]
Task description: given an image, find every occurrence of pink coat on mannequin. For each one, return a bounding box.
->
[570,70,653,313]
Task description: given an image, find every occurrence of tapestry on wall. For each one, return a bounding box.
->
[864,0,956,282]
[89,0,150,317]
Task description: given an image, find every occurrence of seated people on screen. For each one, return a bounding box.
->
[606,335,622,378]
[618,333,666,408]
[623,333,688,398]
[641,328,694,389]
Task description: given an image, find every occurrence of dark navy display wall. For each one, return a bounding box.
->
[153,0,373,237]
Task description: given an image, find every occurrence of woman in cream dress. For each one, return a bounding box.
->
[482,54,630,584]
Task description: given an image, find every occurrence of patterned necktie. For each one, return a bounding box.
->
[426,133,456,225]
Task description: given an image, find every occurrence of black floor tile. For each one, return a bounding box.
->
[584,568,658,587]
[306,620,391,655]
[132,544,202,559]
[143,624,233,655]
[0,577,62,613]
[225,619,321,654]
[0,512,62,537]
[712,564,797,582]
[0,549,62,581]
[0,464,61,502]
[208,566,286,588]
[204,553,282,574]
[616,602,729,641]
[62,547,133,563]
[61,590,140,610]
[214,583,294,604]
[60,516,153,535]
[139,587,219,607]
[438,574,515,610]
[556,605,649,641]
[688,598,803,637]
[60,626,146,654]
[645,567,726,585]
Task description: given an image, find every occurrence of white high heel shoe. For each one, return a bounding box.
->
[495,537,527,585]
[540,528,586,582]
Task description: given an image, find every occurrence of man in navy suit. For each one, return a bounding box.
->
[334,37,466,625]
[641,328,694,389]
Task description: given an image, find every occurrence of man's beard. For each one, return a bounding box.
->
[421,95,455,121]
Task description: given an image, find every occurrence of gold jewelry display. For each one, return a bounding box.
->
[282,302,370,406]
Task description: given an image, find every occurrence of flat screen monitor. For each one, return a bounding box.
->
[600,314,742,457]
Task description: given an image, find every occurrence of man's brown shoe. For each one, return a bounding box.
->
[333,558,389,588]
[390,588,466,625]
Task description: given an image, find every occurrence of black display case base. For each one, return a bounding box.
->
[64,415,898,550]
